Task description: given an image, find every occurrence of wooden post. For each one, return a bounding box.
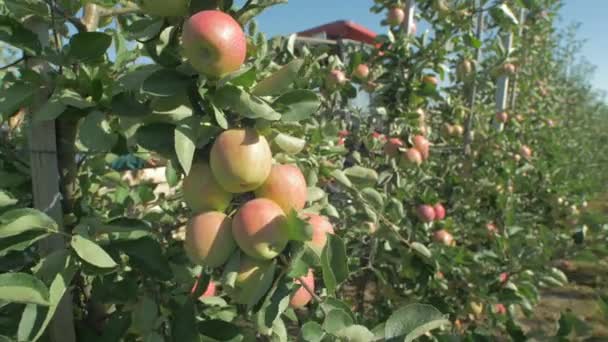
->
[463,2,484,156]
[404,0,416,36]
[25,17,77,342]
[493,32,513,131]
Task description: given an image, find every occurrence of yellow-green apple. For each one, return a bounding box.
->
[185,211,236,267]
[290,269,315,309]
[183,161,233,213]
[469,301,483,317]
[210,128,272,193]
[383,138,404,158]
[353,64,370,80]
[387,7,405,26]
[140,0,188,17]
[255,164,307,214]
[233,256,274,304]
[441,123,454,138]
[422,75,438,87]
[457,59,473,80]
[182,10,247,77]
[232,199,288,260]
[303,213,334,255]
[502,63,516,75]
[417,205,435,222]
[519,145,532,159]
[452,124,464,136]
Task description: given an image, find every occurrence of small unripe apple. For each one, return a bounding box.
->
[422,75,438,87]
[519,145,532,159]
[210,128,273,193]
[255,164,307,214]
[402,148,423,166]
[495,111,509,123]
[185,212,236,268]
[383,138,404,158]
[353,64,370,80]
[417,205,436,222]
[303,213,334,255]
[433,229,454,246]
[433,203,446,221]
[290,269,315,309]
[457,59,473,80]
[232,199,288,260]
[452,125,464,136]
[182,10,247,77]
[326,69,347,88]
[387,7,405,26]
[502,63,516,75]
[140,0,188,17]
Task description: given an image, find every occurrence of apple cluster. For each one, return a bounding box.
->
[383,134,431,167]
[183,128,334,308]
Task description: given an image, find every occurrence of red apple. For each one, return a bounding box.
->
[495,111,509,123]
[353,64,370,80]
[499,272,509,283]
[433,229,454,246]
[383,138,404,158]
[387,7,405,26]
[303,213,334,255]
[326,69,347,88]
[433,203,446,221]
[452,125,464,136]
[338,130,350,138]
[182,10,247,77]
[417,205,436,222]
[402,148,423,166]
[494,303,507,315]
[254,164,307,214]
[502,63,516,75]
[413,135,430,160]
[422,75,438,87]
[290,269,315,308]
[191,277,217,298]
[519,145,532,159]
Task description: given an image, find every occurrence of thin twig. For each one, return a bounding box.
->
[43,0,86,32]
[48,0,63,74]
[99,5,141,17]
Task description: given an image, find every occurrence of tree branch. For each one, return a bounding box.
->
[0,57,25,70]
[43,0,87,32]
[99,4,141,17]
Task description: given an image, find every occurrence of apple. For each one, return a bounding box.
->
[210,128,272,193]
[486,222,499,237]
[413,135,430,160]
[303,213,334,255]
[255,164,307,214]
[338,130,350,138]
[387,7,405,26]
[337,137,346,146]
[383,138,404,158]
[469,301,483,317]
[433,203,446,221]
[519,145,532,159]
[185,212,236,268]
[201,281,216,297]
[441,123,454,138]
[457,59,473,80]
[371,132,386,141]
[232,198,288,260]
[353,64,370,80]
[182,10,247,77]
[326,69,347,88]
[433,229,454,246]
[422,75,438,87]
[183,161,233,213]
[495,111,509,123]
[502,63,516,75]
[290,269,315,309]
[140,0,188,17]
[417,205,436,222]
[402,148,423,166]
[514,114,525,122]
[233,256,274,305]
[452,125,464,136]
[499,272,509,283]
[494,303,507,315]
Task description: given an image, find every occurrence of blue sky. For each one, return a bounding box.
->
[242,0,608,94]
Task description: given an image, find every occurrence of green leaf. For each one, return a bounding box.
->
[32,92,67,122]
[300,321,325,342]
[344,166,378,185]
[59,89,95,109]
[274,90,320,122]
[0,208,57,239]
[0,16,41,54]
[0,273,50,306]
[143,69,192,97]
[0,230,49,257]
[497,3,519,25]
[331,170,352,188]
[335,325,375,342]
[361,188,384,209]
[252,59,304,96]
[0,191,17,208]
[321,235,348,295]
[175,117,199,175]
[384,304,449,342]
[284,210,313,242]
[68,32,112,62]
[198,320,243,341]
[172,299,201,342]
[18,261,77,341]
[0,82,34,117]
[70,235,118,269]
[256,281,291,333]
[79,111,118,152]
[244,261,277,309]
[214,85,281,121]
[274,133,306,155]
[322,309,353,334]
[112,237,172,280]
[111,92,151,117]
[307,187,326,203]
[410,242,432,259]
[132,296,158,335]
[135,123,176,157]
